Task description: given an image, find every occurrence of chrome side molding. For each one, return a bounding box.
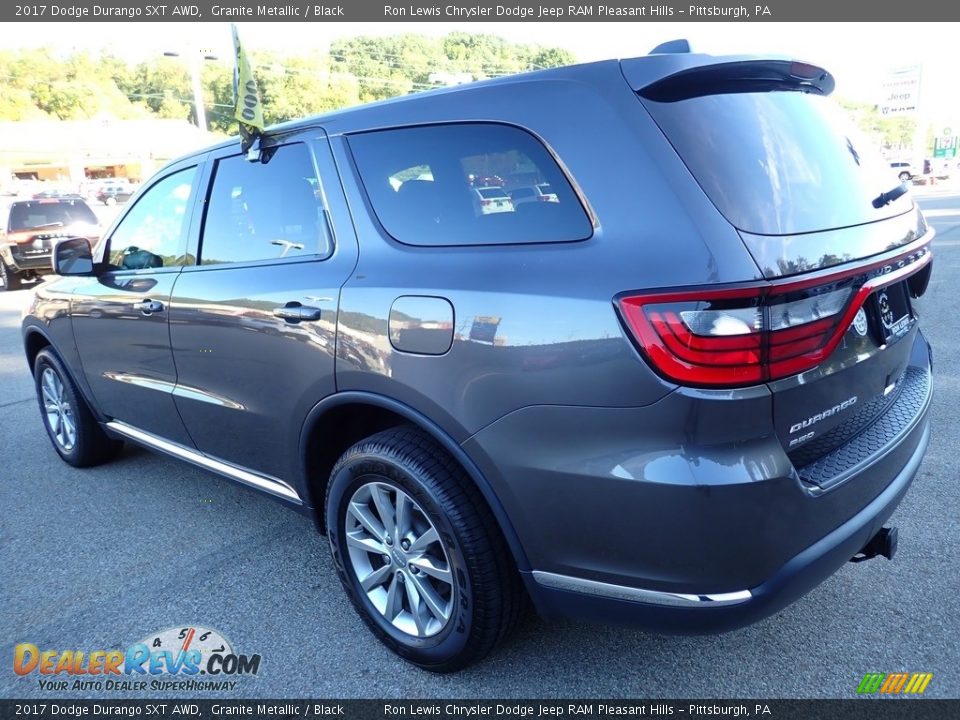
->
[105,421,302,504]
[532,570,752,607]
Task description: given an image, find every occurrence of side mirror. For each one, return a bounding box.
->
[52,237,94,276]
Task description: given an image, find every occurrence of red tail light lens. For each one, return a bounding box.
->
[618,245,932,388]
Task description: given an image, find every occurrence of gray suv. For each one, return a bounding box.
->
[22,47,934,672]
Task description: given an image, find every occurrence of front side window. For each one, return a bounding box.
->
[348,123,592,247]
[108,167,197,270]
[200,143,329,266]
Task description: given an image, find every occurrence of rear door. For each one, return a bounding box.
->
[168,131,357,484]
[629,58,932,464]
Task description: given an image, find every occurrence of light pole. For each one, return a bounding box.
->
[163,49,218,132]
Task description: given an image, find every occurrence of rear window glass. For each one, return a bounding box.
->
[640,91,913,235]
[348,123,592,246]
[9,200,97,231]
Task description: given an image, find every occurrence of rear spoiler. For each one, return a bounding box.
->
[639,60,835,102]
[621,54,834,102]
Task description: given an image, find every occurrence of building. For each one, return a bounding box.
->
[0,116,212,189]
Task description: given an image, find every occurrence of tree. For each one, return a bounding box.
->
[0,34,578,129]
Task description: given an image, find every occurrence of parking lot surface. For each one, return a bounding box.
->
[1,191,958,699]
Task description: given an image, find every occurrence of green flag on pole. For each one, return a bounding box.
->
[231,24,264,153]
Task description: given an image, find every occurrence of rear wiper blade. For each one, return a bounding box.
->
[873,182,909,209]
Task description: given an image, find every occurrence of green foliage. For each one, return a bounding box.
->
[0,34,576,132]
[838,98,918,153]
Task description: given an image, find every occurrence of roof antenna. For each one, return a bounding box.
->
[649,39,693,55]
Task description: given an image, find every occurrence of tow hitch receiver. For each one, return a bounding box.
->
[851,526,898,563]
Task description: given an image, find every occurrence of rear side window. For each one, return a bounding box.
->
[640,91,912,236]
[348,123,592,246]
[200,143,330,266]
[9,200,97,231]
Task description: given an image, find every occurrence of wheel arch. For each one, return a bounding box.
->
[23,325,53,370]
[299,391,531,572]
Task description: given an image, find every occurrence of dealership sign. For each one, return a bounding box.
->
[879,66,921,116]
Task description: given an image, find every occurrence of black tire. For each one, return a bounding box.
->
[325,426,523,672]
[0,261,23,292]
[899,171,911,182]
[33,348,123,467]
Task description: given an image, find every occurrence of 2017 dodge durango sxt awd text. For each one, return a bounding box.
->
[22,45,933,672]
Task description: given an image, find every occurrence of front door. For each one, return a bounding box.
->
[168,133,357,483]
[71,162,203,445]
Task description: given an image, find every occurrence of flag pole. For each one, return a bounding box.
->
[231,23,265,158]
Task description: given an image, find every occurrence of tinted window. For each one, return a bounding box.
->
[349,123,592,246]
[641,91,912,235]
[200,143,329,266]
[108,167,196,270]
[478,188,508,199]
[9,200,97,232]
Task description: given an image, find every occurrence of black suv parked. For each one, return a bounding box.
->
[22,47,933,672]
[1,197,99,290]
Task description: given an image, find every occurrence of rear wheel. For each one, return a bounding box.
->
[325,426,522,672]
[104,196,116,206]
[0,262,23,291]
[33,348,123,467]
[898,171,911,182]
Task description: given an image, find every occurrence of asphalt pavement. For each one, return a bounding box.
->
[1,191,958,699]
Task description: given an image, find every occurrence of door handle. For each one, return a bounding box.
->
[133,299,164,315]
[273,302,322,322]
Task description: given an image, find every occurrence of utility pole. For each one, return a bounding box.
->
[163,48,218,132]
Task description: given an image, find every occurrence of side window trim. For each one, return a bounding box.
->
[97,160,205,274]
[190,139,334,270]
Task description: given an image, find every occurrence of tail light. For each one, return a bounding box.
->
[481,199,492,207]
[618,245,932,388]
[7,231,36,244]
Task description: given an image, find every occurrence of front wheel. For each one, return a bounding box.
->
[0,262,23,292]
[33,348,123,467]
[103,196,117,206]
[325,426,522,672]
[899,171,911,182]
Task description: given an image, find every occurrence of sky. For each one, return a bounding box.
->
[5,21,960,122]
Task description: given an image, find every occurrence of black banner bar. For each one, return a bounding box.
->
[1,700,958,720]
[4,0,960,23]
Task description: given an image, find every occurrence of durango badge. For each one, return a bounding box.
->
[790,396,859,434]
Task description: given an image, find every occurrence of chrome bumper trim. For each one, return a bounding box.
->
[532,571,752,608]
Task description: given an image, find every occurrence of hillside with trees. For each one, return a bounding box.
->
[0,33,576,134]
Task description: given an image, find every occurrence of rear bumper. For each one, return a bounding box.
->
[525,417,927,633]
[464,331,932,632]
[2,244,52,272]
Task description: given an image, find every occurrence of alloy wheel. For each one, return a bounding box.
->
[41,368,77,451]
[344,481,454,638]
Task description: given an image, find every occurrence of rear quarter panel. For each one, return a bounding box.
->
[327,62,764,438]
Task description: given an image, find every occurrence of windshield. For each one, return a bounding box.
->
[640,91,913,235]
[8,200,98,232]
